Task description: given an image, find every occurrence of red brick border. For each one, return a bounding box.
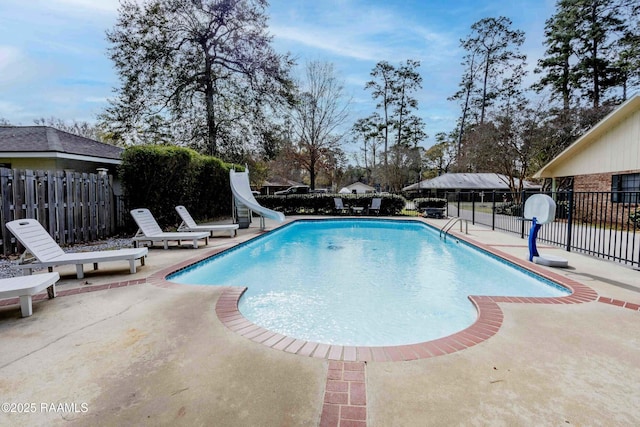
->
[597,296,640,311]
[209,227,604,362]
[320,361,367,427]
[0,278,147,309]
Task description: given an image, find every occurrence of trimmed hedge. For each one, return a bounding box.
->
[119,145,236,230]
[256,194,406,216]
[413,198,447,209]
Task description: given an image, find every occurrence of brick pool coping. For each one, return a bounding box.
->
[3,220,639,361]
[147,223,608,363]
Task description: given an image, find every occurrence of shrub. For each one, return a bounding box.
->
[119,145,235,230]
[630,209,640,228]
[494,202,523,217]
[413,198,447,209]
[256,194,406,216]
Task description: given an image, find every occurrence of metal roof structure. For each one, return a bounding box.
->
[402,173,541,191]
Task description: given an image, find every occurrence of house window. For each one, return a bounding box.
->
[611,173,640,203]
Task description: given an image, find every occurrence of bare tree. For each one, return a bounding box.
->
[287,61,350,189]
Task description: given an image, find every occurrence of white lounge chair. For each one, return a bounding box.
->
[130,208,210,249]
[6,219,148,279]
[175,205,238,237]
[0,272,59,317]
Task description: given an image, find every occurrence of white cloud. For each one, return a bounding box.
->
[52,0,119,13]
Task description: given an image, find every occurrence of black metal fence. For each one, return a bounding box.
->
[445,190,640,268]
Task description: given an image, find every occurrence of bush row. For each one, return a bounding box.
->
[413,198,447,209]
[119,145,236,229]
[256,194,407,216]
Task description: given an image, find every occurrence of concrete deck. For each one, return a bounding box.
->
[0,216,638,426]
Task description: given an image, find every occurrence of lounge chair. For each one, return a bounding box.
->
[368,198,382,215]
[333,198,351,215]
[130,208,210,249]
[6,219,147,279]
[0,272,59,317]
[175,205,239,237]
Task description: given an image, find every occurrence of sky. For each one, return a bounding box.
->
[0,0,557,151]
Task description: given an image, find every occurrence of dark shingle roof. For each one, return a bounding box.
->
[0,126,122,160]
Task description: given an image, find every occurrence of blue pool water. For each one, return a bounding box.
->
[169,220,569,346]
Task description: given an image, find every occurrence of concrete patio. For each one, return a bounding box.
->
[0,216,638,426]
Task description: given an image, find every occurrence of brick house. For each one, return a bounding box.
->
[534,94,640,226]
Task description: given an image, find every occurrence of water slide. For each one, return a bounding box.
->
[230,169,285,229]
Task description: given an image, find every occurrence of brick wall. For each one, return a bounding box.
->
[572,170,640,229]
[573,169,640,192]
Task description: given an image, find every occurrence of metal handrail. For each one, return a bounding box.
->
[439,217,468,241]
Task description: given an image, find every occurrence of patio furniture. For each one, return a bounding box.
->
[175,205,239,237]
[423,207,446,219]
[6,219,148,279]
[333,198,351,215]
[130,208,210,249]
[367,198,382,215]
[0,272,59,317]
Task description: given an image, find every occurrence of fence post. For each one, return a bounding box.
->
[472,191,476,224]
[566,189,574,252]
[491,190,496,230]
[457,192,461,216]
[520,190,526,239]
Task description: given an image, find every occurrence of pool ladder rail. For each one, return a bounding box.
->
[439,217,469,241]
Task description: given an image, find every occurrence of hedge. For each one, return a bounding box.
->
[256,194,406,216]
[119,145,236,230]
[413,198,447,209]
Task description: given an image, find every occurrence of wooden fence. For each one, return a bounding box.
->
[0,168,120,255]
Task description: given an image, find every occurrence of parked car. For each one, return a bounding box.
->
[274,185,310,195]
[311,188,329,194]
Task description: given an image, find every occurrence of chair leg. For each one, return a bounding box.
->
[19,295,33,317]
[93,263,98,270]
[129,259,136,274]
[47,284,56,299]
[76,264,85,279]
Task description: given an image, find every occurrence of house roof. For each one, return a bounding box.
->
[402,173,540,191]
[0,126,123,162]
[346,182,376,191]
[533,94,640,178]
[262,177,305,187]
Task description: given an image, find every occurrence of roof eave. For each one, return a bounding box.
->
[0,151,121,165]
[533,94,640,178]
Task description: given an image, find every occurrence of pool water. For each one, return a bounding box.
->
[169,220,569,346]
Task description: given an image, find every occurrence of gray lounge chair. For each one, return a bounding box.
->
[368,198,382,215]
[333,198,350,215]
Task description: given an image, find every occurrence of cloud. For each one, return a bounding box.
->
[0,46,40,89]
[270,1,459,64]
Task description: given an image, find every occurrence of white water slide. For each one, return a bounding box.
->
[230,168,285,229]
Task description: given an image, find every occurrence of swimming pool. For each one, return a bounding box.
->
[169,219,570,346]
